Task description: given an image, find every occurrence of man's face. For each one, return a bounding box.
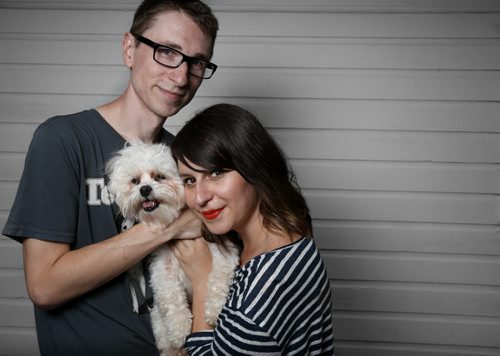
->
[126,11,214,119]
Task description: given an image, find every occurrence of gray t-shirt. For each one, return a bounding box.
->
[3,109,173,355]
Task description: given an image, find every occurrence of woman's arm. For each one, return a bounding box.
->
[184,308,281,355]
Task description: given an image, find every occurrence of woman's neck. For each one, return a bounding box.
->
[239,228,300,267]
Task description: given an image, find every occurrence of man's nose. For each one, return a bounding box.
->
[169,61,190,87]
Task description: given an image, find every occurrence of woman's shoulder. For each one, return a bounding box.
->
[230,236,328,325]
[235,237,320,296]
[259,237,317,268]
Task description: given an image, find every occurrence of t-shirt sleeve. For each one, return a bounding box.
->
[2,120,80,243]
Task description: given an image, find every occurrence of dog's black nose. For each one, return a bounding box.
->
[140,185,152,197]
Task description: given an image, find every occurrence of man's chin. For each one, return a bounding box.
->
[158,103,187,118]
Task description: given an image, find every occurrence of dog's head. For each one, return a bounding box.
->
[106,142,185,228]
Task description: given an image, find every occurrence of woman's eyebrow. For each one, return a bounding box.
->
[178,172,193,178]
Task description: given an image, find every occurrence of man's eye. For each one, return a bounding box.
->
[157,46,177,58]
[190,59,207,70]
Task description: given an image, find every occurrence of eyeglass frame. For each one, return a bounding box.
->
[131,33,218,79]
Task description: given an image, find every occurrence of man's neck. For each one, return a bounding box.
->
[96,95,166,144]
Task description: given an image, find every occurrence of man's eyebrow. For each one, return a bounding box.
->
[160,41,181,50]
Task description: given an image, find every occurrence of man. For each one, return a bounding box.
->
[2,1,219,355]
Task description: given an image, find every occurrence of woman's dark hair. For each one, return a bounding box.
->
[130,0,218,56]
[171,103,313,243]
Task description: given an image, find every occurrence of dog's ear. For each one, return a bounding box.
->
[105,150,119,178]
[105,151,124,197]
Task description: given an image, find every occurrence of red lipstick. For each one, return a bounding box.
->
[202,208,223,220]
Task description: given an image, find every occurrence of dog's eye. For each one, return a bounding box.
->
[131,178,140,185]
[154,174,166,181]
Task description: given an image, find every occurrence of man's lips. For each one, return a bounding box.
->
[201,208,224,220]
[158,86,184,100]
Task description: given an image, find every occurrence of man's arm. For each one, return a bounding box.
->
[23,209,201,310]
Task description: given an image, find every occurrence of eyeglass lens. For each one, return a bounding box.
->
[154,46,214,79]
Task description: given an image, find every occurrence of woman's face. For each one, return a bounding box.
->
[178,159,260,236]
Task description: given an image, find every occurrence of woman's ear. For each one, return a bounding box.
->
[122,32,135,69]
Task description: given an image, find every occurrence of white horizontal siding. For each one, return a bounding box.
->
[335,342,500,356]
[333,281,500,317]
[0,327,38,356]
[0,270,29,298]
[0,299,35,327]
[2,36,500,70]
[335,312,500,347]
[324,252,500,285]
[1,0,500,13]
[1,94,499,133]
[2,125,499,163]
[1,66,499,101]
[1,10,500,38]
[315,222,500,255]
[0,1,499,355]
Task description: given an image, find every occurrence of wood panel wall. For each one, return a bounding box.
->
[0,1,499,355]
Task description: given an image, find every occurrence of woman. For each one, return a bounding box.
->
[170,103,334,355]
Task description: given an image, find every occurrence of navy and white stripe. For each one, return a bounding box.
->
[185,237,334,355]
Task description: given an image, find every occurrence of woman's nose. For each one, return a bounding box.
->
[194,181,212,206]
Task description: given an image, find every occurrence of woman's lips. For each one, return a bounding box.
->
[201,208,224,220]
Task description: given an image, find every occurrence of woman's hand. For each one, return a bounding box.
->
[171,238,212,285]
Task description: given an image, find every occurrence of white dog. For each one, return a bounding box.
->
[106,142,239,355]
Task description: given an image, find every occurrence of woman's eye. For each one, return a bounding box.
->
[210,169,222,177]
[210,168,231,179]
[183,177,195,186]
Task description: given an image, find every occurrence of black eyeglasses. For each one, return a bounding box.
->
[132,33,217,79]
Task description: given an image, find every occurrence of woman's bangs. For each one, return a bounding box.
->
[181,138,231,172]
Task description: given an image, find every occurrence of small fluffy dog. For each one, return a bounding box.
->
[106,142,239,355]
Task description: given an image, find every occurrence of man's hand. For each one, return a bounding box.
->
[167,208,202,240]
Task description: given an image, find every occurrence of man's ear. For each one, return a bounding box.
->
[122,32,135,69]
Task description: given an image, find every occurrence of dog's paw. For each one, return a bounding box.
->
[121,218,135,231]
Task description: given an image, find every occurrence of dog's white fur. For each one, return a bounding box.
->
[106,142,239,355]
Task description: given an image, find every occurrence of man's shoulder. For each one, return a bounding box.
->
[41,109,99,130]
[34,109,109,144]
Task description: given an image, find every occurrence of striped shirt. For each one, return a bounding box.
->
[185,237,334,355]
